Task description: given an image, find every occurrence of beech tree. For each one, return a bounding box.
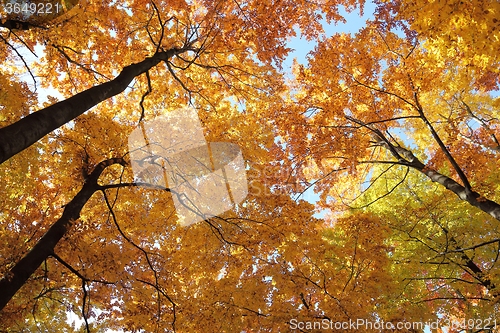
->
[0,0,389,331]
[1,0,499,331]
[274,3,500,328]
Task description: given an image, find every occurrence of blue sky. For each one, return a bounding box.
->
[24,2,377,106]
[281,2,377,215]
[14,2,450,331]
[283,1,377,72]
[281,7,439,333]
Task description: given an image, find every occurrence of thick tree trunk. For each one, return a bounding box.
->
[0,47,187,164]
[404,159,500,222]
[418,167,500,221]
[349,115,500,221]
[0,158,125,311]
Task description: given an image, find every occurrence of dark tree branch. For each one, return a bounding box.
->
[0,19,47,30]
[138,70,152,123]
[101,190,167,329]
[441,239,500,254]
[347,165,409,209]
[0,46,193,164]
[0,34,37,90]
[0,158,126,311]
[416,165,500,222]
[459,98,500,151]
[346,115,500,221]
[50,252,115,285]
[347,73,418,110]
[403,188,499,300]
[53,44,110,80]
[81,279,91,333]
[412,92,473,194]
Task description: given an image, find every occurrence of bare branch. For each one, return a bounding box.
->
[348,165,409,209]
[139,70,152,123]
[412,92,473,193]
[0,34,37,90]
[460,99,500,151]
[53,44,110,80]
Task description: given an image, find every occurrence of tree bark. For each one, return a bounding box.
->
[404,159,500,222]
[0,158,125,311]
[351,114,500,222]
[0,47,188,164]
[419,167,500,221]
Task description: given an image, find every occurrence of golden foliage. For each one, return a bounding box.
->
[1,0,500,331]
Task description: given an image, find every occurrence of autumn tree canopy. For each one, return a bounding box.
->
[1,0,499,331]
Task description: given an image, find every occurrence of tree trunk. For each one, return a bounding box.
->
[0,158,125,311]
[0,48,187,165]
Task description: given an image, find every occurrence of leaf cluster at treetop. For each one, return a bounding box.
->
[0,0,499,331]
